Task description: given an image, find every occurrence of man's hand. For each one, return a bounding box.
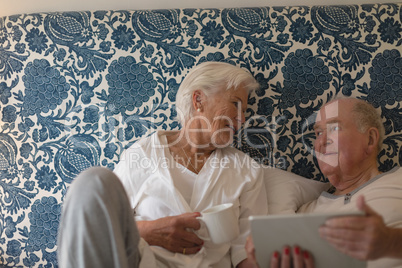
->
[137,212,204,254]
[319,195,402,260]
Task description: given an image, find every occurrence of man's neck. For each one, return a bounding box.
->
[331,166,381,195]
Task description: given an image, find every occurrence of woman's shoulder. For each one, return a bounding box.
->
[125,130,174,151]
[219,146,264,177]
[221,146,257,161]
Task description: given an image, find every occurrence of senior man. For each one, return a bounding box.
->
[247,97,402,268]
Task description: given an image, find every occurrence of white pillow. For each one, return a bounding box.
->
[264,167,330,214]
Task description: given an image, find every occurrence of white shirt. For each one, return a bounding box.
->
[114,130,268,268]
[298,167,402,268]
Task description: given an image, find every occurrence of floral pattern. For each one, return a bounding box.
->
[0,4,401,267]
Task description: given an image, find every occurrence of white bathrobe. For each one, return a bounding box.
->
[114,131,268,268]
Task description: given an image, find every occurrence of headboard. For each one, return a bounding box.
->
[0,3,401,267]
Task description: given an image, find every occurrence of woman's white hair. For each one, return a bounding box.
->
[175,61,259,124]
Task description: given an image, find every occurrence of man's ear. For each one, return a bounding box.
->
[366,127,380,154]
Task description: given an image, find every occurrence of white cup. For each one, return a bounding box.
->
[196,203,239,244]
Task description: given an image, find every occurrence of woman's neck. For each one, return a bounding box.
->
[167,129,216,156]
[166,130,214,174]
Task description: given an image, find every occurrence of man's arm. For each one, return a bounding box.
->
[319,195,402,260]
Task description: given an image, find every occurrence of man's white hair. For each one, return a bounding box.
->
[330,96,385,152]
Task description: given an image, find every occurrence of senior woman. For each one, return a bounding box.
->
[57,61,267,268]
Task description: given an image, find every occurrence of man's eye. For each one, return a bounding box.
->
[331,126,340,131]
[315,131,323,136]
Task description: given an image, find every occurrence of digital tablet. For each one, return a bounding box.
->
[249,212,366,268]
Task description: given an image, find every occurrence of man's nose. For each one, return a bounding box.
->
[318,132,332,148]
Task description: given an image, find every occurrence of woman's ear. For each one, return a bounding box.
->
[192,90,204,112]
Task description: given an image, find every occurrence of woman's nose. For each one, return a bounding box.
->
[240,112,246,124]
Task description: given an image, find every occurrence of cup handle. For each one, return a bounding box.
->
[196,217,210,241]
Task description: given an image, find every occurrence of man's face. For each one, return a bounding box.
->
[313,100,371,181]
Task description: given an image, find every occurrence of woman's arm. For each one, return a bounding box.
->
[136,212,204,255]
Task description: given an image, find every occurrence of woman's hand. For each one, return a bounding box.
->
[238,236,259,267]
[245,236,314,268]
[244,236,259,267]
[137,212,204,254]
[270,246,314,268]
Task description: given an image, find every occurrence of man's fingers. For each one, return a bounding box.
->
[323,214,369,230]
[319,227,376,261]
[323,195,383,230]
[319,225,366,240]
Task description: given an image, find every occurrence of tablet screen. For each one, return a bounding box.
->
[249,212,366,268]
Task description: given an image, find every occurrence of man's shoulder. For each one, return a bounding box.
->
[377,166,402,183]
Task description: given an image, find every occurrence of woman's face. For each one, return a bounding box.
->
[195,85,249,148]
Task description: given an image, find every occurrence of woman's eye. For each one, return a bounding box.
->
[331,126,340,131]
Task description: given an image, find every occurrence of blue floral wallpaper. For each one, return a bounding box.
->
[0,4,401,267]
